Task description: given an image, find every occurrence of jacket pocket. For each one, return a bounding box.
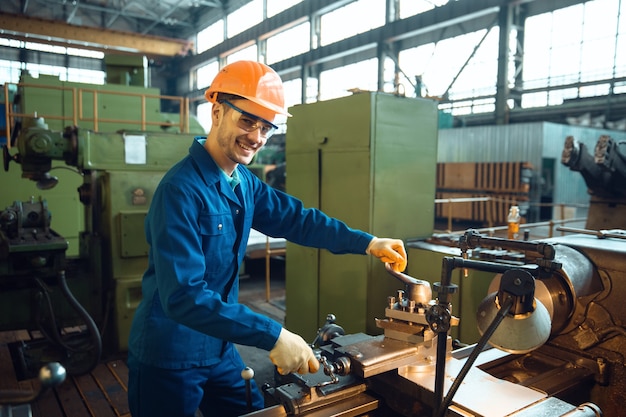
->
[198,212,235,278]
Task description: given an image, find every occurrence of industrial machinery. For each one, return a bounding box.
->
[245,227,622,416]
[561,134,626,230]
[241,135,626,416]
[0,60,205,378]
[2,72,625,415]
[1,112,193,376]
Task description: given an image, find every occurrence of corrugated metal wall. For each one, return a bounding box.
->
[438,122,626,220]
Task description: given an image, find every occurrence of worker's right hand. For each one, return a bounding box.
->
[269,328,320,375]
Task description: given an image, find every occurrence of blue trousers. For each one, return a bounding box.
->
[127,344,264,417]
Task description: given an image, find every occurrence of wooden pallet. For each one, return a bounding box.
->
[435,161,533,225]
[436,161,532,193]
[0,330,130,417]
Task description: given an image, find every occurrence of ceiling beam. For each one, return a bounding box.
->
[0,12,193,57]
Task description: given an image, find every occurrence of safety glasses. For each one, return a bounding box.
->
[222,100,278,139]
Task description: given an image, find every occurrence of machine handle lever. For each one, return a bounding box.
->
[385,263,433,305]
[384,262,427,286]
[0,362,66,406]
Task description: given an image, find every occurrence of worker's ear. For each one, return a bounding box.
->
[211,102,224,126]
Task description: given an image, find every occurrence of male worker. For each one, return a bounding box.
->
[127,60,407,417]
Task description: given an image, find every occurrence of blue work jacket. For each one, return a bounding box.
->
[128,138,374,369]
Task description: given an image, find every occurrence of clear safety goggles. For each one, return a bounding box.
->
[223,100,278,139]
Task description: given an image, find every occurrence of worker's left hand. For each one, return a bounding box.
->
[366,237,407,272]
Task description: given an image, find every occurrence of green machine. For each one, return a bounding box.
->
[284,92,439,338]
[0,70,204,375]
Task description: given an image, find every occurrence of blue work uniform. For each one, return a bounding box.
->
[127,138,373,417]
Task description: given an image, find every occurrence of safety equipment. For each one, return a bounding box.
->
[269,328,319,375]
[222,100,278,138]
[366,237,407,272]
[205,60,291,116]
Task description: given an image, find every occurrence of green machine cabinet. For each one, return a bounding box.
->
[285,92,439,338]
[406,241,497,344]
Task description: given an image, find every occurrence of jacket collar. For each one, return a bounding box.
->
[190,137,244,207]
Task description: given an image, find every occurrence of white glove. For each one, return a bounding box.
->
[269,328,319,375]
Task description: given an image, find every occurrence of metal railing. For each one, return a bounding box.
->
[3,82,192,149]
[435,196,588,239]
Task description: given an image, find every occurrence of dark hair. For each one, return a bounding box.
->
[216,93,245,103]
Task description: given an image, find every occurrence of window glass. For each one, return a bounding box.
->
[399,0,449,19]
[197,20,225,53]
[196,101,213,131]
[226,45,258,64]
[283,78,303,108]
[67,48,104,59]
[0,59,23,84]
[522,0,623,108]
[67,67,105,84]
[319,58,378,101]
[197,61,219,90]
[267,0,303,18]
[24,63,65,80]
[266,22,310,64]
[398,29,496,100]
[24,42,66,54]
[227,0,263,38]
[320,0,385,46]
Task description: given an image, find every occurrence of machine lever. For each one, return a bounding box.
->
[384,263,432,305]
[0,362,66,406]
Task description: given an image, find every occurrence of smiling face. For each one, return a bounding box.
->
[205,99,278,175]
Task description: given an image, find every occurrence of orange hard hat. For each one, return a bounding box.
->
[205,61,291,117]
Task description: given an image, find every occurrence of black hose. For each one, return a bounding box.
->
[34,271,102,375]
[57,270,102,374]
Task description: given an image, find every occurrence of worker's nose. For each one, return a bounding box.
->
[246,129,267,147]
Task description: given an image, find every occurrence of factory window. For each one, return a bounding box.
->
[226,45,259,64]
[197,61,219,90]
[0,60,22,84]
[320,0,385,47]
[197,20,225,54]
[24,63,64,80]
[227,0,263,38]
[397,28,499,103]
[66,47,104,59]
[0,38,22,48]
[196,101,213,132]
[305,76,319,104]
[399,0,449,19]
[267,0,303,18]
[283,78,303,108]
[266,22,310,65]
[0,39,105,85]
[21,63,105,85]
[24,42,67,55]
[319,58,378,101]
[522,0,625,108]
[66,68,106,85]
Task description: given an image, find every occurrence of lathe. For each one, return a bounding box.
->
[242,227,622,417]
[241,134,626,417]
